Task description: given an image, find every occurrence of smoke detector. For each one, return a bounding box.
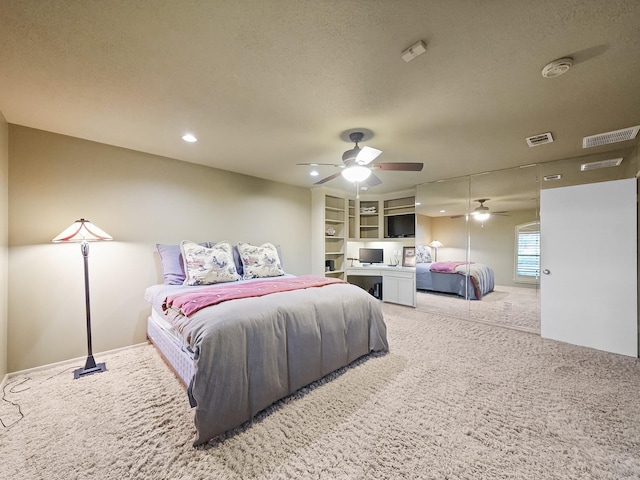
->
[541,57,573,78]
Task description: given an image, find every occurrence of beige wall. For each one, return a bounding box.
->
[0,113,8,379]
[8,125,311,371]
[416,214,432,244]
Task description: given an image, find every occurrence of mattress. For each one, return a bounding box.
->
[147,310,194,387]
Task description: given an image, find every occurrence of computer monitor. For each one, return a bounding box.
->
[359,248,384,265]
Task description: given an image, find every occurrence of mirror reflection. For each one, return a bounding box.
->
[415,176,472,319]
[416,166,541,332]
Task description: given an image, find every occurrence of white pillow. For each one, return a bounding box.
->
[237,242,285,280]
[180,240,240,286]
[415,245,432,263]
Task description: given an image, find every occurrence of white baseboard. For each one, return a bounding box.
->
[5,342,149,379]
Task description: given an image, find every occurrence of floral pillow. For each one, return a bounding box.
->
[237,242,285,280]
[180,240,240,286]
[415,245,432,263]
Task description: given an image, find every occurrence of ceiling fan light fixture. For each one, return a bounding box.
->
[342,165,371,182]
[473,212,490,221]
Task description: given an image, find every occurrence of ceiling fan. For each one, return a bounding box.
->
[298,131,423,186]
[451,199,509,220]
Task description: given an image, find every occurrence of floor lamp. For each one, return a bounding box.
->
[52,219,113,379]
[428,240,443,262]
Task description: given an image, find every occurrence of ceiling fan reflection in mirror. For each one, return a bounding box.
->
[451,199,509,224]
[297,131,424,191]
[471,199,509,221]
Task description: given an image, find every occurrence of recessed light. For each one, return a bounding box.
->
[439,209,446,213]
[310,170,319,177]
[182,133,197,143]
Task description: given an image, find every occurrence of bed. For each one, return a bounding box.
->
[145,240,388,446]
[414,246,494,299]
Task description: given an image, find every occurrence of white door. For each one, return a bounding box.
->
[540,178,637,357]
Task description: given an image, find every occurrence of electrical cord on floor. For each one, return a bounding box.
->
[0,377,28,428]
[0,365,80,429]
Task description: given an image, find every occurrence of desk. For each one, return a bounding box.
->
[346,266,416,307]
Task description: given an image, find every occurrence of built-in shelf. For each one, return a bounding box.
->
[324,194,346,279]
[314,189,417,278]
[384,196,415,238]
[359,200,380,239]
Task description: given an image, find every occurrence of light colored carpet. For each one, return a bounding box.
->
[417,285,541,333]
[2,303,639,480]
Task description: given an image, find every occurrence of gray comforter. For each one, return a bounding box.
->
[163,281,388,445]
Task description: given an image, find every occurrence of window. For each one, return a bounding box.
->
[515,221,540,284]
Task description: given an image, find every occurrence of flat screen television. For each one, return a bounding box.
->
[386,213,415,238]
[359,248,384,265]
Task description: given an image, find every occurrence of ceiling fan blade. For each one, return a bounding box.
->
[365,173,382,186]
[356,146,382,165]
[314,171,342,185]
[372,162,423,171]
[297,162,343,167]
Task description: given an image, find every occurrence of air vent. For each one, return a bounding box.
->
[543,174,562,181]
[526,132,554,147]
[580,158,623,172]
[582,125,639,149]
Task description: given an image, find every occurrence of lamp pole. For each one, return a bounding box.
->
[74,239,106,378]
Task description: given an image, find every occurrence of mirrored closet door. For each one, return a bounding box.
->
[415,165,541,333]
[467,166,540,331]
[415,176,472,320]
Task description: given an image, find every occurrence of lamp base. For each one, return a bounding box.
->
[73,356,107,379]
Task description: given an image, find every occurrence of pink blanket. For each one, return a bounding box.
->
[163,275,346,317]
[429,261,470,273]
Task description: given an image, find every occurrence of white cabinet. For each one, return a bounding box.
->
[346,266,416,307]
[383,269,417,307]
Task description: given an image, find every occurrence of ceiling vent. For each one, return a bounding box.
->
[526,132,554,147]
[582,125,639,149]
[543,174,562,181]
[580,157,623,172]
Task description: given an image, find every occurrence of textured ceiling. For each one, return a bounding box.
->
[1,0,639,194]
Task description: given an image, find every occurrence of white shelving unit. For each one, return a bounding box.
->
[313,189,417,305]
[324,194,346,279]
